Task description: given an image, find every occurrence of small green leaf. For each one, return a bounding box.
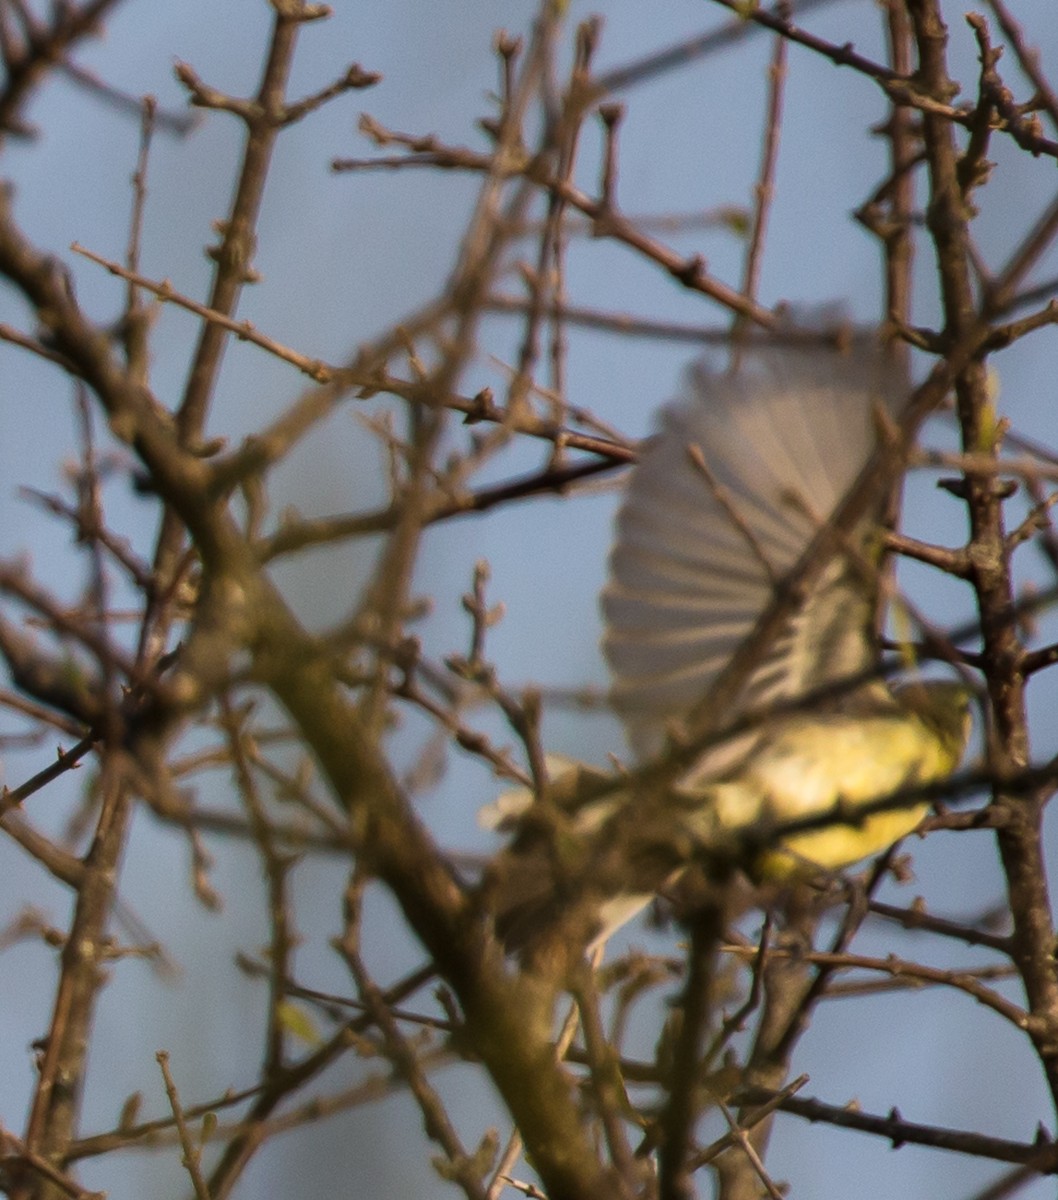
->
[276,1000,321,1046]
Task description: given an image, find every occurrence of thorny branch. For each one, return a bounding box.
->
[0,3,1057,1200]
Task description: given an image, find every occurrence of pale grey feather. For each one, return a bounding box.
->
[602,340,905,759]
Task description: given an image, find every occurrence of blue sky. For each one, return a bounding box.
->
[2,2,1057,1197]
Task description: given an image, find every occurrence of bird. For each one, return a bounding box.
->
[480,335,973,958]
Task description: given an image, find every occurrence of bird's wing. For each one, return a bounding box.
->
[602,339,905,760]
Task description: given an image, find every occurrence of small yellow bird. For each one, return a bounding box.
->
[680,680,972,882]
[483,335,973,952]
